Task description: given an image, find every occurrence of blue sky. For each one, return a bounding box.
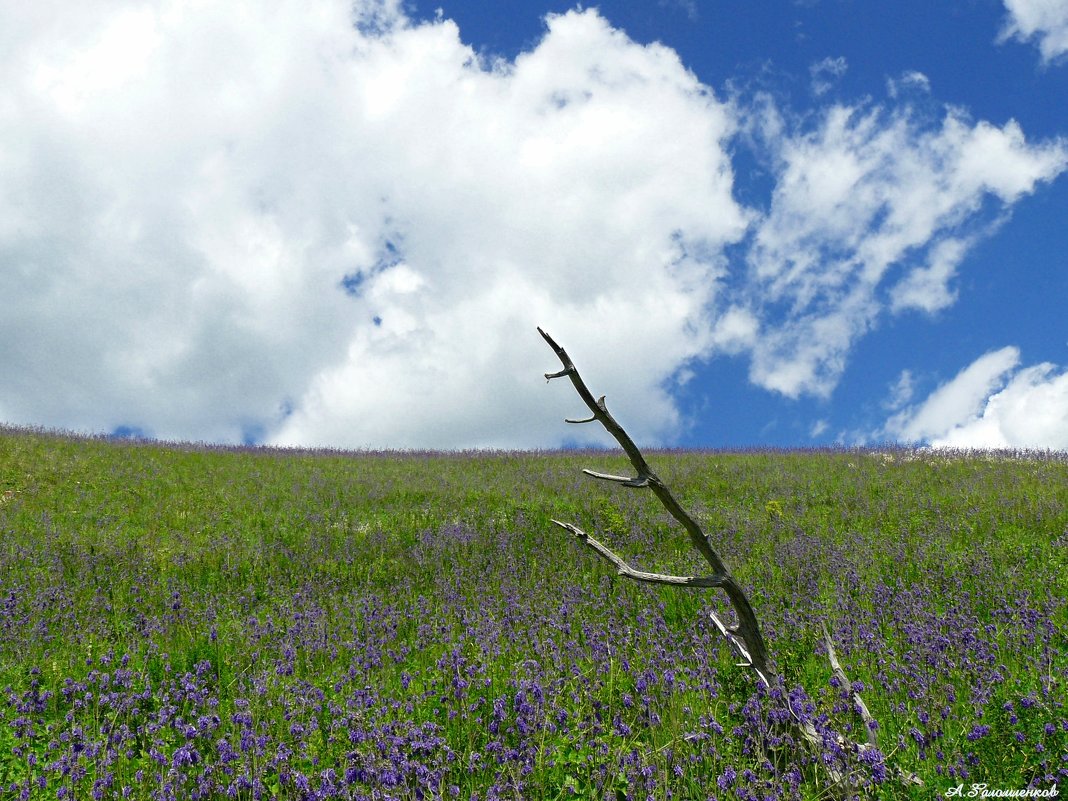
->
[1,0,1066,450]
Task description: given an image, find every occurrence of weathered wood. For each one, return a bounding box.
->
[539,326,772,684]
[823,623,878,750]
[539,326,922,792]
[551,518,728,588]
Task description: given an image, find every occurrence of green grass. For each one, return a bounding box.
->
[0,429,1065,799]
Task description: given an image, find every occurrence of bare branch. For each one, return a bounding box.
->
[551,519,727,588]
[707,609,770,686]
[822,623,878,749]
[539,326,772,682]
[539,327,920,791]
[538,327,656,474]
[582,469,651,487]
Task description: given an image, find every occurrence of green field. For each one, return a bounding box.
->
[1,427,1065,799]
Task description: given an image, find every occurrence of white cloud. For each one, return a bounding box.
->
[933,362,1068,448]
[0,1,748,448]
[709,306,760,354]
[883,347,1020,443]
[882,347,1068,449]
[884,369,915,411]
[999,0,1068,63]
[738,101,1067,397]
[887,70,931,98]
[810,56,847,96]
[889,236,970,313]
[2,0,1066,450]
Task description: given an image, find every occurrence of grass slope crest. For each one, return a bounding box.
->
[0,425,1065,798]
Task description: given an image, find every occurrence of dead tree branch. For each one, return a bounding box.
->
[552,519,728,589]
[538,326,922,792]
[539,326,772,685]
[823,623,878,751]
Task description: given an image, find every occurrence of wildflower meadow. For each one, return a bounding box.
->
[0,427,1065,799]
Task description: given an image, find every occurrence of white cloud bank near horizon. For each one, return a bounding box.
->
[1,1,749,448]
[882,347,1068,450]
[1,0,1067,450]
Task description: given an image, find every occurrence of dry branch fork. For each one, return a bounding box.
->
[538,326,772,686]
[538,327,921,791]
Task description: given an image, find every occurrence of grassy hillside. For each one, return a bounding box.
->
[1,427,1065,799]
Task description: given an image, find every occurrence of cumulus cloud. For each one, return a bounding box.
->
[888,237,971,314]
[883,347,1020,443]
[931,363,1068,449]
[709,306,760,354]
[0,0,750,448]
[999,0,1068,63]
[3,0,1066,450]
[737,101,1067,397]
[882,347,1068,449]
